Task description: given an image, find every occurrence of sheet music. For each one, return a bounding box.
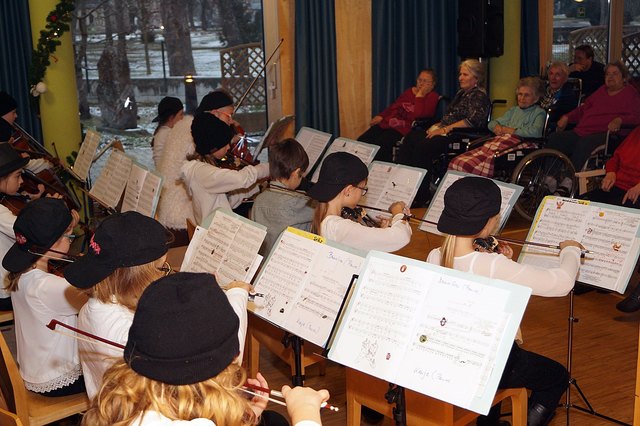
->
[310,138,378,182]
[328,252,530,415]
[89,150,132,208]
[519,196,640,293]
[361,162,426,215]
[295,127,333,176]
[252,228,365,347]
[180,209,267,286]
[121,163,163,217]
[420,171,523,235]
[73,130,101,181]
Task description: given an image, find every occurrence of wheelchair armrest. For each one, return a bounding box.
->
[575,169,606,196]
[411,117,439,130]
[449,127,492,141]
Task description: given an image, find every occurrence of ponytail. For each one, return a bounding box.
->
[439,234,457,269]
[311,202,329,235]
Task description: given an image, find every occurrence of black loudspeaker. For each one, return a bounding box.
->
[457,0,504,58]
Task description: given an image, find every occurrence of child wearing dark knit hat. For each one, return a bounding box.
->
[180,91,270,224]
[82,272,329,426]
[426,176,583,426]
[2,198,87,397]
[0,91,18,142]
[308,152,412,252]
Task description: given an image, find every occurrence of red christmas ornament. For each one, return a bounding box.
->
[50,15,58,22]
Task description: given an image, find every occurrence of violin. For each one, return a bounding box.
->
[473,236,502,253]
[0,193,30,215]
[341,207,380,228]
[230,124,257,165]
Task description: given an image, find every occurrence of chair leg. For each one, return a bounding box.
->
[510,388,528,426]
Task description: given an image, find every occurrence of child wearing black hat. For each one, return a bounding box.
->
[0,91,18,142]
[251,138,315,255]
[64,211,253,400]
[308,152,411,252]
[427,176,583,426]
[3,198,87,397]
[181,91,270,224]
[151,96,184,168]
[82,272,329,426]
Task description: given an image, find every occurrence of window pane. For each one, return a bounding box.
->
[552,0,610,64]
[623,1,640,78]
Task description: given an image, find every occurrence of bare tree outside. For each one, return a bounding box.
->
[160,0,196,76]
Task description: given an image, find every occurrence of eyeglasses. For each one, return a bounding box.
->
[157,261,173,276]
[63,234,77,243]
[355,186,368,196]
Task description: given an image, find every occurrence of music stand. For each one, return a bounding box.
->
[562,286,631,426]
[385,384,408,426]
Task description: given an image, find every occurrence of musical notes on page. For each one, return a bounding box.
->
[420,171,522,235]
[89,150,132,208]
[519,196,640,293]
[73,129,101,181]
[121,163,163,217]
[361,162,426,214]
[252,228,365,347]
[310,138,379,182]
[295,127,333,177]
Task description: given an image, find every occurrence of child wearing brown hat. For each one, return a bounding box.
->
[427,176,583,426]
[82,272,329,426]
[308,152,411,252]
[3,198,86,397]
[63,211,252,400]
[181,91,269,224]
[151,96,184,168]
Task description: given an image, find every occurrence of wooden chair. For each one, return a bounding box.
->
[0,332,89,426]
[186,218,197,241]
[0,408,22,426]
[0,312,13,325]
[346,368,528,426]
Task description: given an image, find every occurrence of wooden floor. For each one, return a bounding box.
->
[254,209,639,426]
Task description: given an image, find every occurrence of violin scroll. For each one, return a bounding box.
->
[341,207,379,228]
[473,236,500,253]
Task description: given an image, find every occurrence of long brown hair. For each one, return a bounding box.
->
[82,362,255,426]
[311,202,329,235]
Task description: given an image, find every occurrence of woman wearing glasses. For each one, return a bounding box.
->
[63,211,252,399]
[308,152,411,252]
[3,198,86,397]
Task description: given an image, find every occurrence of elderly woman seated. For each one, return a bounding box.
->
[358,69,440,163]
[396,59,491,206]
[546,61,640,177]
[448,77,546,177]
[539,61,580,132]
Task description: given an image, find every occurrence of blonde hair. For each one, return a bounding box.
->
[439,235,457,269]
[87,260,165,311]
[82,361,256,426]
[311,202,329,235]
[460,59,485,87]
[6,270,27,292]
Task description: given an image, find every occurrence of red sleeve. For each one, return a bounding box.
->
[605,127,640,173]
[413,91,439,119]
[378,88,414,120]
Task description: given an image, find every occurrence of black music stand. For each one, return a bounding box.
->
[281,332,305,386]
[385,383,408,426]
[562,286,630,426]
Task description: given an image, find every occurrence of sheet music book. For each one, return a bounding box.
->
[420,171,523,235]
[310,138,379,183]
[327,251,531,415]
[251,228,366,347]
[180,209,267,286]
[72,129,101,181]
[518,196,640,293]
[120,162,163,217]
[254,115,296,164]
[89,150,132,209]
[295,127,333,177]
[360,161,426,215]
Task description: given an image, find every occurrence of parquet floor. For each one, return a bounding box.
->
[253,209,639,425]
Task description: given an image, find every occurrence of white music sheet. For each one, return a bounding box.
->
[295,127,333,176]
[310,138,379,182]
[420,171,523,235]
[328,251,530,415]
[73,129,101,181]
[519,196,640,293]
[252,228,365,347]
[121,163,163,217]
[89,150,132,208]
[180,209,266,286]
[361,161,426,215]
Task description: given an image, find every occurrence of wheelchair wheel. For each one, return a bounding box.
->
[511,148,576,221]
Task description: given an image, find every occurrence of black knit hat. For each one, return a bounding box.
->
[195,91,233,115]
[0,143,28,178]
[308,152,369,202]
[437,176,501,236]
[124,272,240,385]
[152,97,183,123]
[191,113,235,156]
[0,92,17,117]
[64,211,169,289]
[3,198,71,272]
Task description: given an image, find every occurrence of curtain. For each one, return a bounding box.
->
[294,0,340,136]
[520,0,540,77]
[0,0,42,140]
[371,0,459,116]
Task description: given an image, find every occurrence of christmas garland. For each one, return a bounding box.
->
[29,0,75,96]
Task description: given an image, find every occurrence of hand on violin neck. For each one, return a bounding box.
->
[389,201,406,216]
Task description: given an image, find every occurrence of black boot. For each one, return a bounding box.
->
[527,403,555,426]
[617,283,640,313]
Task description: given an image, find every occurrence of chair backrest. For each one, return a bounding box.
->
[0,333,28,426]
[0,408,22,426]
[565,77,583,106]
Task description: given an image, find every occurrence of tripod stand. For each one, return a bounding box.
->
[562,287,630,426]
